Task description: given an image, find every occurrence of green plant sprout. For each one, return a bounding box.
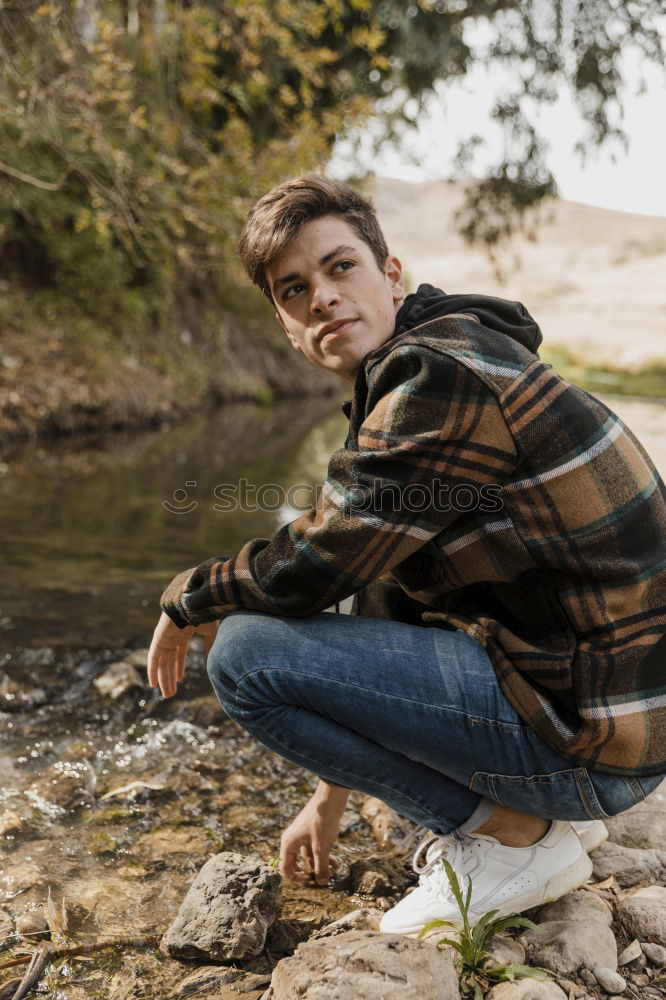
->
[417,859,552,999]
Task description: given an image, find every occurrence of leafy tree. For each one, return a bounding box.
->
[0,0,663,322]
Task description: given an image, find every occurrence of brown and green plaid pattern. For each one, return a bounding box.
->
[161,315,666,776]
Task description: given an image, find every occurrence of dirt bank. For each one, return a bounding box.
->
[0,283,338,448]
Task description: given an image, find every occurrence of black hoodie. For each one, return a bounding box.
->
[393,283,543,355]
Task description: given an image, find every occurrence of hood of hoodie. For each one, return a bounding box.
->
[393,283,543,354]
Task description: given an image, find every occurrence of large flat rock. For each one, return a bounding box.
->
[266,929,460,1000]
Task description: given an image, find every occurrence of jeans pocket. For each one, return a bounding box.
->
[469,767,609,821]
[586,771,666,818]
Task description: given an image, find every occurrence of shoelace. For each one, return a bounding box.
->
[411,833,468,902]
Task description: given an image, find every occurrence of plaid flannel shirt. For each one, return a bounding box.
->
[161,313,666,776]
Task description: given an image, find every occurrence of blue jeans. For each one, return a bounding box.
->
[206,611,663,837]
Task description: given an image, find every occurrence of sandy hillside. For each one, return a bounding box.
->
[368,176,666,369]
[367,176,666,476]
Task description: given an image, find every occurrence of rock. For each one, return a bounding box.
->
[554,978,587,998]
[122,648,150,669]
[135,827,211,858]
[591,840,666,887]
[16,910,48,938]
[520,919,617,978]
[160,852,282,961]
[0,672,47,712]
[0,980,22,1000]
[348,857,407,898]
[579,967,597,987]
[642,941,666,967]
[339,806,362,836]
[483,934,526,968]
[168,966,270,998]
[168,965,240,997]
[0,809,26,836]
[359,796,416,848]
[617,938,642,965]
[59,872,186,937]
[94,660,145,699]
[171,696,223,729]
[592,965,626,994]
[616,886,666,947]
[485,981,569,1000]
[0,840,51,898]
[26,761,94,813]
[312,908,384,939]
[0,911,14,949]
[16,647,55,668]
[537,889,613,925]
[266,920,314,954]
[107,969,142,1000]
[266,929,460,1000]
[604,780,666,850]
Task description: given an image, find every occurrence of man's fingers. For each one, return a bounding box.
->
[175,642,187,682]
[311,842,330,885]
[279,842,306,884]
[157,650,177,699]
[147,645,158,688]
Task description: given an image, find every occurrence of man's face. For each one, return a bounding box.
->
[265,215,404,383]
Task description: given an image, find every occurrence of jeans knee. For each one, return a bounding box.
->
[207,611,256,688]
[206,611,287,717]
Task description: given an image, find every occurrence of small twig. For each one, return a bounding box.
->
[0,158,69,191]
[0,933,160,971]
[9,941,52,1000]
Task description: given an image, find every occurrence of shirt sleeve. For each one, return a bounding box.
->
[160,345,518,628]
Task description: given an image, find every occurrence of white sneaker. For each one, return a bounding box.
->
[571,819,609,852]
[379,820,593,936]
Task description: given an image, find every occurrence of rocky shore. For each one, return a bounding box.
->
[0,644,665,999]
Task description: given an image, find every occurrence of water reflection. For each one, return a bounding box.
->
[0,398,348,651]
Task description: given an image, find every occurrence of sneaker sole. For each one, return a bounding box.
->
[407,850,593,937]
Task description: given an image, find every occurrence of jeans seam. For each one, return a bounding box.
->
[575,768,609,819]
[626,776,645,805]
[470,770,580,787]
[231,666,525,731]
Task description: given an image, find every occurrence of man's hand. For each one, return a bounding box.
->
[279,780,350,886]
[147,611,219,698]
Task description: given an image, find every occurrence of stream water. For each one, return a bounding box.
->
[0,398,408,999]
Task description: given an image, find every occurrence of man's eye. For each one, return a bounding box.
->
[283,261,354,300]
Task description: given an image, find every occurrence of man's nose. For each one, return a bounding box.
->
[309,276,340,313]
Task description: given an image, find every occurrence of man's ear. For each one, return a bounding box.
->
[384,254,404,306]
[275,310,301,352]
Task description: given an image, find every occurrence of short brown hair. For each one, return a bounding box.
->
[237,174,389,305]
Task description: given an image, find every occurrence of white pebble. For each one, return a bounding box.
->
[641,942,666,967]
[593,965,626,994]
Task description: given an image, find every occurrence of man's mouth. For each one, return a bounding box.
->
[319,319,357,343]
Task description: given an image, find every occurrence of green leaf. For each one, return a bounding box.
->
[484,964,552,982]
[436,936,466,955]
[417,918,459,939]
[441,858,472,937]
[470,907,501,949]
[483,913,541,936]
